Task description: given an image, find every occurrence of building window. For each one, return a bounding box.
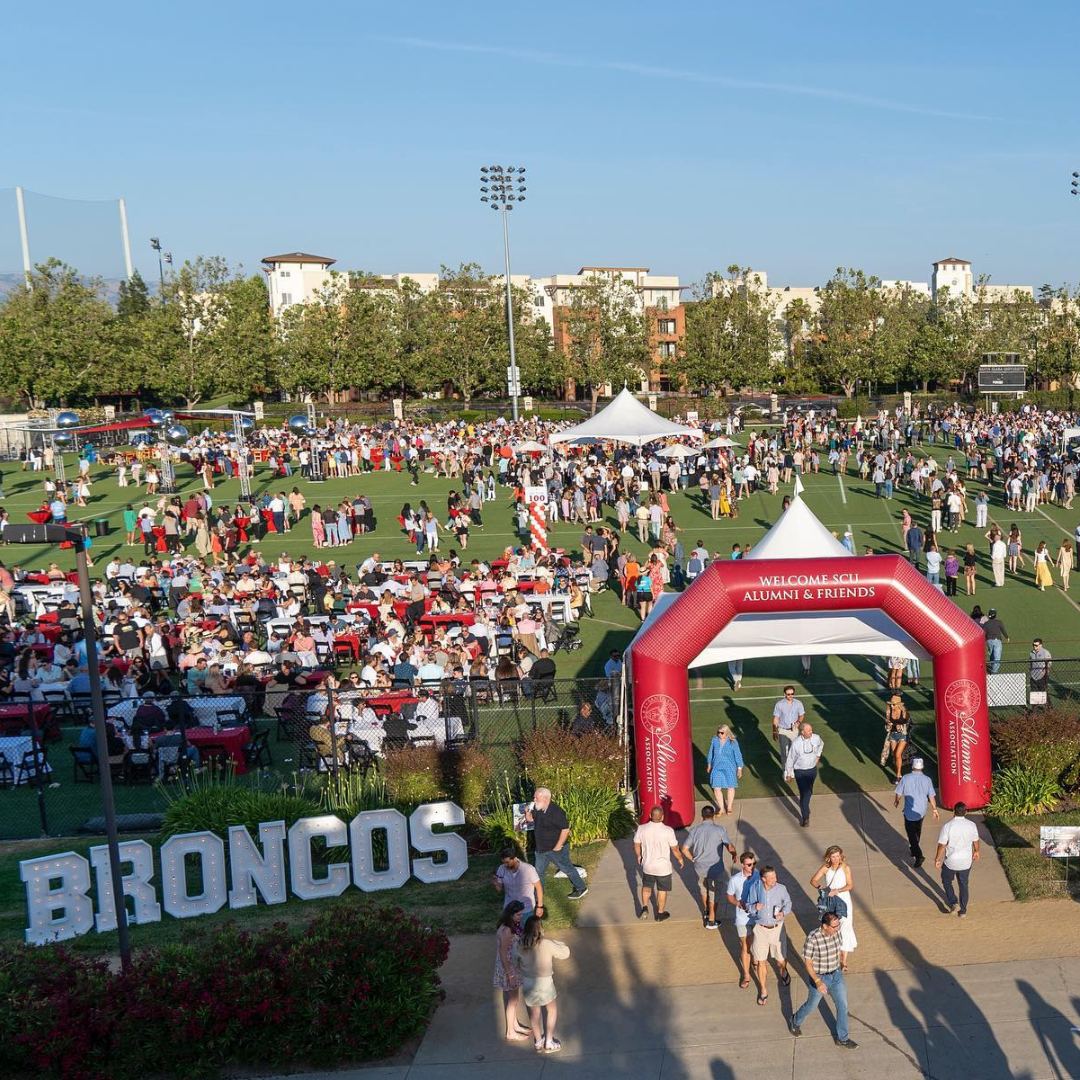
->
[657,295,669,312]
[535,296,545,307]
[281,270,291,278]
[658,341,677,358]
[657,318,676,335]
[280,292,292,306]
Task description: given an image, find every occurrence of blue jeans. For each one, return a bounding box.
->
[941,865,970,914]
[926,570,939,585]
[987,637,1002,674]
[534,847,585,892]
[793,968,849,1040]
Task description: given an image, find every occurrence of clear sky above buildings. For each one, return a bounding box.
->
[3,0,1079,290]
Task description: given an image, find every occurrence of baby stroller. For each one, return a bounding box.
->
[545,612,583,653]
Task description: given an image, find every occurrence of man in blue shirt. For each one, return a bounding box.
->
[894,758,939,867]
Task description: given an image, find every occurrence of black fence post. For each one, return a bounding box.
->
[27,704,49,837]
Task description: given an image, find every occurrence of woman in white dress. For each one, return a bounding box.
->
[810,845,857,963]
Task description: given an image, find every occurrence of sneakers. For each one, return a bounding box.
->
[958,911,967,919]
[834,1039,859,1049]
[705,920,719,931]
[788,1019,802,1037]
[914,856,925,868]
[944,903,958,915]
[639,908,649,920]
[567,887,589,900]
[656,912,671,922]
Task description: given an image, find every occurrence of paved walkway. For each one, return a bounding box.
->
[269,795,1080,1080]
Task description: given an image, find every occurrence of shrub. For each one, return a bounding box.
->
[1,907,449,1080]
[316,765,389,818]
[452,744,494,823]
[520,727,624,792]
[381,744,448,807]
[555,785,637,844]
[990,703,1080,792]
[161,772,320,840]
[987,764,1063,817]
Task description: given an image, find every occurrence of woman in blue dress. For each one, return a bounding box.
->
[706,724,744,815]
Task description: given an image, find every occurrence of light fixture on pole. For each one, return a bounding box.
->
[5,522,132,972]
[480,164,527,421]
[1072,171,1079,198]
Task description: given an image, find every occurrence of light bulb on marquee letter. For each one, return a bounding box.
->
[409,801,469,883]
[20,853,95,945]
[288,815,350,900]
[90,840,162,931]
[350,809,410,892]
[228,821,288,909]
[160,832,227,919]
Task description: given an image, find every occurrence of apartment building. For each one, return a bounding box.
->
[262,252,341,317]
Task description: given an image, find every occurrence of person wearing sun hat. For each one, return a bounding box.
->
[894,758,939,868]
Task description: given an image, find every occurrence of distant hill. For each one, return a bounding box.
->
[0,272,125,302]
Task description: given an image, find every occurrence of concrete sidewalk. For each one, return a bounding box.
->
[579,792,1013,927]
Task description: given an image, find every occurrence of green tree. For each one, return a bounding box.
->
[116,270,150,320]
[810,268,880,398]
[210,275,280,397]
[277,275,352,400]
[0,259,116,407]
[557,271,652,412]
[676,268,778,394]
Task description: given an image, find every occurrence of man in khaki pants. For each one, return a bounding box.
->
[991,534,1007,587]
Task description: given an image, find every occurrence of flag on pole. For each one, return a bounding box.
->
[793,474,805,498]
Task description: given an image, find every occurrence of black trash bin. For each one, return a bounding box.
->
[93,519,110,537]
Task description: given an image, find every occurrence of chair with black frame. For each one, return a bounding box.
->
[69,692,94,723]
[15,747,49,786]
[344,735,375,771]
[70,744,98,783]
[155,735,192,782]
[275,694,307,742]
[243,729,273,771]
[123,747,156,785]
[0,751,13,788]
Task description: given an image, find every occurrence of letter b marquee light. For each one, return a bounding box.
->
[629,556,991,826]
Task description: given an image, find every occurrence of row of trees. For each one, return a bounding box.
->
[677,266,1080,398]
[0,257,1076,408]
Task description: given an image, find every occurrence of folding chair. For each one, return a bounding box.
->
[70,745,98,783]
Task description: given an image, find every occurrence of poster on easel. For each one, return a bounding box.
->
[1039,826,1080,858]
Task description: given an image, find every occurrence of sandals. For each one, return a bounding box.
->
[739,977,751,990]
[780,970,791,987]
[545,1039,562,1054]
[757,993,768,1006]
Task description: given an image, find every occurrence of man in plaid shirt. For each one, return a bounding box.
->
[788,913,858,1049]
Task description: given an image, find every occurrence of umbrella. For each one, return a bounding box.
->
[513,440,548,454]
[657,444,699,459]
[703,436,735,449]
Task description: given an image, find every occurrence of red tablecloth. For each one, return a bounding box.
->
[0,702,58,741]
[417,613,476,634]
[335,634,362,661]
[183,725,251,774]
[235,516,250,542]
[27,512,52,525]
[23,572,51,584]
[363,692,420,716]
[28,643,54,662]
[261,509,278,533]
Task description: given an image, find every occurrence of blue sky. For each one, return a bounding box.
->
[3,1,1079,291]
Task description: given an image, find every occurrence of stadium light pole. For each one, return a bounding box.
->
[150,237,167,303]
[1072,171,1079,199]
[5,522,131,972]
[480,165,527,421]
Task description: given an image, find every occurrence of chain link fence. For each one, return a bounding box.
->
[0,676,624,840]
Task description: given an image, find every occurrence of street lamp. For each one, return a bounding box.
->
[4,522,131,971]
[480,164,527,421]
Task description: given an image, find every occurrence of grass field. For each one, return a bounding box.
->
[5,442,1079,812]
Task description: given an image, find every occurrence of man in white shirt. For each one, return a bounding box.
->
[772,687,805,768]
[633,805,685,922]
[784,722,824,827]
[726,850,759,989]
[935,802,980,917]
[990,535,1007,587]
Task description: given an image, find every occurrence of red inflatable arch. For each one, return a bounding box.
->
[629,555,991,826]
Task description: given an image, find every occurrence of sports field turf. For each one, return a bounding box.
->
[7,440,1079,809]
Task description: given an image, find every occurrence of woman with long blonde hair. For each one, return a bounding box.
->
[810,845,857,966]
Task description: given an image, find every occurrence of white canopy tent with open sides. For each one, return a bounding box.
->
[548,388,703,447]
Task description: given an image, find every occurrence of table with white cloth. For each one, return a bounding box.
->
[415,714,465,746]
[525,593,573,623]
[107,699,140,726]
[186,695,249,726]
[0,734,50,783]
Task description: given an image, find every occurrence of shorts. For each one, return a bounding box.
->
[888,729,909,743]
[642,872,672,892]
[750,922,785,962]
[736,922,750,939]
[522,975,557,1008]
[698,875,722,902]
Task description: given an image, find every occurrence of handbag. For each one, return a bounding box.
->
[816,886,848,919]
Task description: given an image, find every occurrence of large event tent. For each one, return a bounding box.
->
[631,497,930,665]
[548,388,702,447]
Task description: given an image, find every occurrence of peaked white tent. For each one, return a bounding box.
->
[632,497,930,665]
[549,388,702,447]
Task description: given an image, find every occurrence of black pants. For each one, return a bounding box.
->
[794,767,817,823]
[903,816,924,861]
[945,576,957,596]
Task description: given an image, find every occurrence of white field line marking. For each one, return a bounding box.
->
[837,471,847,505]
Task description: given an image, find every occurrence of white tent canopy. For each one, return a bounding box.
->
[549,388,703,447]
[1063,426,1080,452]
[703,436,735,449]
[632,497,930,665]
[657,444,699,459]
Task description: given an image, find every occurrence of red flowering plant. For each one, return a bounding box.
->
[0,905,449,1080]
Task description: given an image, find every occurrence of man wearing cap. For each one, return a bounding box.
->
[894,758,939,867]
[983,609,1009,675]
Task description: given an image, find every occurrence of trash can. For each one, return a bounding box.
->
[93,519,110,537]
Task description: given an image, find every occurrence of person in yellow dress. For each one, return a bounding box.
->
[1033,540,1054,591]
